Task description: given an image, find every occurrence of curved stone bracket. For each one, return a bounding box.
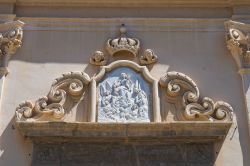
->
[16,71,91,121]
[159,71,233,122]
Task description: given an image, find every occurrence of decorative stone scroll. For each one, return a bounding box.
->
[159,71,233,121]
[16,72,90,121]
[90,60,160,122]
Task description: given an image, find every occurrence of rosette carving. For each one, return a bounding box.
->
[159,71,233,121]
[16,72,90,121]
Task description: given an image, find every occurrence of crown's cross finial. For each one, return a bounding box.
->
[120,24,127,36]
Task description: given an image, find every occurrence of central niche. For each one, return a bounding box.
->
[97,67,151,122]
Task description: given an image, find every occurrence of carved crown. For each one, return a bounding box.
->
[106,24,140,57]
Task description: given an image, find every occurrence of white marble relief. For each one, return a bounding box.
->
[98,67,151,122]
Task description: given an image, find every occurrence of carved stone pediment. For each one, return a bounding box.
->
[13,22,236,166]
[15,25,233,157]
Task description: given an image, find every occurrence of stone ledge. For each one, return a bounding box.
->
[16,121,232,142]
[10,0,250,7]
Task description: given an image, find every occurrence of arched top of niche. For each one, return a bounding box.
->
[93,60,157,83]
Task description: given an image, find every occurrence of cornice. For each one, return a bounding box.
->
[19,17,226,32]
[11,0,250,7]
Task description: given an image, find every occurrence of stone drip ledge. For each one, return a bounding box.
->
[16,121,232,141]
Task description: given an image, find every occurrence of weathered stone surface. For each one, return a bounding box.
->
[32,142,214,166]
[16,122,232,139]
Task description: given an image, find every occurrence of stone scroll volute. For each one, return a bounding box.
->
[16,72,91,121]
[159,71,233,122]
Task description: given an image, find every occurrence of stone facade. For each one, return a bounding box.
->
[1,0,250,166]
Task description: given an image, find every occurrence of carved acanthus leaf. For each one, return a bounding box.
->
[159,71,233,121]
[16,71,90,121]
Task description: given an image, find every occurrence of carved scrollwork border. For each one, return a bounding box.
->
[90,60,161,122]
[159,71,233,122]
[16,71,90,121]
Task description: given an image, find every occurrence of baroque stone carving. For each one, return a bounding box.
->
[98,68,150,122]
[0,20,24,75]
[225,20,250,69]
[16,72,90,121]
[89,50,107,66]
[159,71,233,121]
[139,49,158,65]
[106,24,140,57]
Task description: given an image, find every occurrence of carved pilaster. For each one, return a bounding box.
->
[0,20,24,76]
[225,20,250,127]
[0,20,24,110]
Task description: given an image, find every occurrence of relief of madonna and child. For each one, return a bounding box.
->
[98,68,151,122]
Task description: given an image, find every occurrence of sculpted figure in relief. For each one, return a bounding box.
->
[98,72,150,122]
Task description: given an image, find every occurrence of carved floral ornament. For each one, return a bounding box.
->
[16,25,233,122]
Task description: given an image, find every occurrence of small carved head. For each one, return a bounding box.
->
[93,51,104,62]
[139,49,158,65]
[90,51,107,66]
[121,73,128,79]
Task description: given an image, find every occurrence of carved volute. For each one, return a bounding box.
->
[16,72,91,121]
[159,71,233,121]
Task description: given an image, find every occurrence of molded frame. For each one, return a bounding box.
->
[90,60,160,122]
